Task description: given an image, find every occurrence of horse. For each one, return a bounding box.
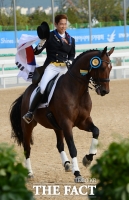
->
[10,46,114,183]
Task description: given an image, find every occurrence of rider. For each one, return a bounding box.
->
[23,14,75,124]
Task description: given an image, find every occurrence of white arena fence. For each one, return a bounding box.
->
[0,52,129,88]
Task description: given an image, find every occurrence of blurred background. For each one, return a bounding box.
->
[0,0,129,46]
[0,0,129,30]
[0,0,129,88]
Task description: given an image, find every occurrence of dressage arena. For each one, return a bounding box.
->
[0,79,129,199]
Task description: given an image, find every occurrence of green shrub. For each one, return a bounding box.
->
[0,143,34,200]
[90,140,129,200]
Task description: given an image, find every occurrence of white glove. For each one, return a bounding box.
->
[65,60,72,68]
[68,60,72,65]
[37,39,46,50]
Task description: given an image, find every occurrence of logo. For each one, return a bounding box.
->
[33,179,97,197]
[107,30,116,42]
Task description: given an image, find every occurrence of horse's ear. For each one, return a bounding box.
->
[108,47,115,56]
[101,46,107,57]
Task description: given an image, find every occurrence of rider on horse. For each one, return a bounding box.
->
[23,14,75,124]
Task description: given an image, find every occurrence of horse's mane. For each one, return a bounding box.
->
[71,49,100,68]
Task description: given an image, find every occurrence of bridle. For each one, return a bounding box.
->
[92,59,111,81]
[68,54,111,91]
[89,58,111,91]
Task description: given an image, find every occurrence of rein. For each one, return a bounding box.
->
[68,68,88,85]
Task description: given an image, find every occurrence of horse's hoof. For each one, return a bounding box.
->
[28,172,34,179]
[82,156,91,167]
[65,162,72,172]
[74,176,85,183]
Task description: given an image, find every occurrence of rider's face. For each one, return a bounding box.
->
[55,19,67,34]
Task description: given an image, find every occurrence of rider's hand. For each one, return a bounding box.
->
[65,60,72,68]
[37,39,46,50]
[62,38,68,44]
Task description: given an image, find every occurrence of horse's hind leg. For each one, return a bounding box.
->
[54,130,71,172]
[22,119,37,178]
[78,117,99,167]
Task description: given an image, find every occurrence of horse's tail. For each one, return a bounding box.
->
[10,93,24,146]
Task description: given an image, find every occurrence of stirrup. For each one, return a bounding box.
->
[22,112,34,124]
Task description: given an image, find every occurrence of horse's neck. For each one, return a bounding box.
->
[69,60,90,86]
[60,51,96,99]
[64,67,89,98]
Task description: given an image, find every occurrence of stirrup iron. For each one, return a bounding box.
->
[23,112,34,124]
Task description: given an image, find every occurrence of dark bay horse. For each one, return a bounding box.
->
[10,46,114,182]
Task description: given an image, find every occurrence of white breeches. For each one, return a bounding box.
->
[39,63,67,94]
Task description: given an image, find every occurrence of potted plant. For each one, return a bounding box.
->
[0,143,34,200]
[90,140,129,200]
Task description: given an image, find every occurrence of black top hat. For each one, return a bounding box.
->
[37,21,50,40]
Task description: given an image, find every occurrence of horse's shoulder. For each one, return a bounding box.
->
[77,91,91,109]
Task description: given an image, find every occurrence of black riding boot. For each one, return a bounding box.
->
[23,87,43,124]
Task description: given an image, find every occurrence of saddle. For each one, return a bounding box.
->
[41,73,59,103]
[36,73,61,130]
[32,61,51,85]
[32,66,45,85]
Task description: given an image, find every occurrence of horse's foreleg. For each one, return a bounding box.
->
[54,130,71,172]
[83,125,99,167]
[62,126,85,183]
[82,118,99,167]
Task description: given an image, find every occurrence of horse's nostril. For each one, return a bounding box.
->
[102,90,109,95]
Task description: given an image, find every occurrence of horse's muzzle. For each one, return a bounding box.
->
[96,87,109,96]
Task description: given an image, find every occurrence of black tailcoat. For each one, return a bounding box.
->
[32,30,75,84]
[34,30,75,65]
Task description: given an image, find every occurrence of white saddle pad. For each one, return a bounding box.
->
[30,73,63,108]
